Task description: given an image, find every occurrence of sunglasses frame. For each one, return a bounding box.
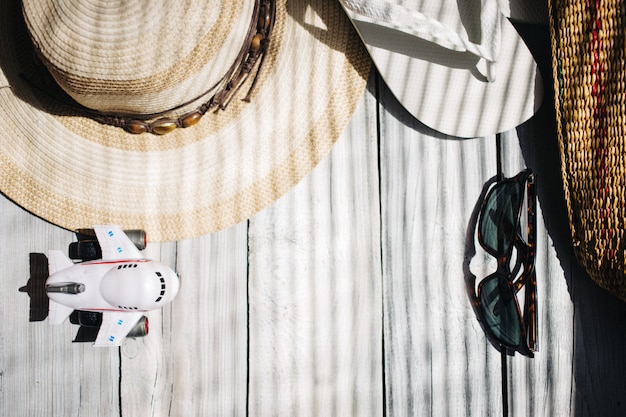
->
[475,169,537,357]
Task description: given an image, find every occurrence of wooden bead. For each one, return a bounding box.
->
[125,121,148,134]
[181,112,202,128]
[258,7,271,31]
[152,121,177,135]
[250,34,263,53]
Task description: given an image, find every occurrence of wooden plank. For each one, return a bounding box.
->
[378,83,501,417]
[119,224,248,416]
[117,240,177,417]
[500,120,575,417]
[379,73,575,417]
[0,197,120,417]
[247,73,383,417]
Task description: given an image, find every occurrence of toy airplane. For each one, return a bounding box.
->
[24,226,180,347]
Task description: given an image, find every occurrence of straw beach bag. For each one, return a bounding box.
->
[549,0,626,301]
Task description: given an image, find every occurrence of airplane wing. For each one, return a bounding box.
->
[93,311,143,347]
[47,249,74,274]
[93,226,143,260]
[48,300,75,325]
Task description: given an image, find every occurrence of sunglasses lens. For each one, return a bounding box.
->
[480,180,524,254]
[479,275,521,347]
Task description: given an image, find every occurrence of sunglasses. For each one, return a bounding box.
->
[475,169,537,358]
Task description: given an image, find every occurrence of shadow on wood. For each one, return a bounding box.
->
[463,175,500,353]
[516,22,626,417]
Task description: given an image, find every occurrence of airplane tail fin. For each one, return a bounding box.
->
[19,253,50,322]
[47,250,74,275]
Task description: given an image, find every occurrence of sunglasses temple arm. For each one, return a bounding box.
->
[525,268,538,351]
[513,174,537,294]
[526,173,538,351]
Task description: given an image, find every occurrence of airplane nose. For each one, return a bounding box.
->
[46,283,85,294]
[167,269,181,300]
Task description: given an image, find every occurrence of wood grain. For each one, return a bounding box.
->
[378,71,575,417]
[2,24,626,416]
[119,227,249,416]
[247,74,383,417]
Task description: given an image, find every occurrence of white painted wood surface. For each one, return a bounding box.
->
[3,24,626,417]
[247,72,381,417]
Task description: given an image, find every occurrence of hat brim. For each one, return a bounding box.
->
[0,0,370,241]
[340,1,543,138]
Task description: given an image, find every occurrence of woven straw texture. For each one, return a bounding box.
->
[549,0,626,301]
[22,0,252,114]
[0,0,371,241]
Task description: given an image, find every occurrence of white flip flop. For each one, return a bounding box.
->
[339,0,544,137]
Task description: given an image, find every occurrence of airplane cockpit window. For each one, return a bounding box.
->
[155,272,166,302]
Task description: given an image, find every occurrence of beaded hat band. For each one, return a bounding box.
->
[23,0,275,135]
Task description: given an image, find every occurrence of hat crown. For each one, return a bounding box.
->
[22,0,255,115]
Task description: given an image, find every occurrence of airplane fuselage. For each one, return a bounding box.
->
[46,259,180,313]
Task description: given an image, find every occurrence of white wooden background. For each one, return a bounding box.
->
[3,23,626,417]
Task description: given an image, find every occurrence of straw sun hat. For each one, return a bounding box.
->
[0,0,370,241]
